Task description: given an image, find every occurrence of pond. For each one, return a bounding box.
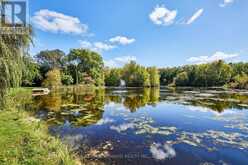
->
[27,87,248,165]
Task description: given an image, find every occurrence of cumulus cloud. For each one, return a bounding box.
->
[219,0,234,7]
[79,40,115,52]
[187,51,239,64]
[104,56,137,68]
[32,9,88,34]
[186,9,204,25]
[149,5,177,26]
[109,36,136,45]
[150,143,176,160]
[94,42,115,51]
[79,35,135,52]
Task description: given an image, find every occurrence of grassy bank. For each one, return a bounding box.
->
[0,88,77,165]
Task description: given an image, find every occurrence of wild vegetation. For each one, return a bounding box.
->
[32,49,105,87]
[20,49,160,88]
[12,49,248,90]
[160,60,248,89]
[0,25,32,106]
[0,89,76,165]
[105,61,160,87]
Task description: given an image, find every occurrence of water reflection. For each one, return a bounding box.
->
[27,87,248,165]
[32,88,105,126]
[106,88,160,112]
[160,88,248,112]
[30,87,248,126]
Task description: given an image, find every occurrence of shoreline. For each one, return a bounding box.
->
[0,88,77,165]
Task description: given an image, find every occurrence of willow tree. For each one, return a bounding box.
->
[0,24,32,106]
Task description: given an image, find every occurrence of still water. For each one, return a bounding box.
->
[28,87,248,165]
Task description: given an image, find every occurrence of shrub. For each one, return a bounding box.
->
[229,73,248,89]
[42,69,62,88]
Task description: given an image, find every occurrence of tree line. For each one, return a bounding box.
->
[105,61,160,87]
[160,60,248,89]
[20,49,160,88]
[11,48,248,90]
[1,30,248,106]
[19,49,103,88]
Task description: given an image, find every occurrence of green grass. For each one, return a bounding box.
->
[0,88,77,165]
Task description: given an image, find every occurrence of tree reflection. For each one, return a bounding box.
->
[106,88,160,112]
[31,87,248,126]
[32,87,105,126]
[160,88,248,112]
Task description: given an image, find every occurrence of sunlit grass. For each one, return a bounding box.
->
[0,88,77,165]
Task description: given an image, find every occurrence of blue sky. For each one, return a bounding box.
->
[30,0,248,67]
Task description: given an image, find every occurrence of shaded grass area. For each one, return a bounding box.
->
[0,88,77,165]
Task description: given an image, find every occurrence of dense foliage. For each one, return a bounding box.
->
[122,61,151,87]
[42,69,62,88]
[22,55,41,86]
[160,60,248,89]
[147,67,160,87]
[105,68,122,86]
[0,25,32,105]
[36,49,65,69]
[229,73,248,89]
[2,30,248,91]
[104,61,160,87]
[25,48,105,87]
[67,49,104,86]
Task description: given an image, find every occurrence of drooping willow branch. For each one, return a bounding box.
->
[0,24,32,107]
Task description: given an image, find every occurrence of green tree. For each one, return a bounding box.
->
[206,60,233,86]
[159,60,234,87]
[22,55,41,86]
[174,71,189,86]
[147,67,160,87]
[36,49,65,69]
[122,61,150,87]
[159,67,179,86]
[105,68,121,86]
[68,49,104,86]
[61,73,74,85]
[42,69,62,88]
[230,62,248,76]
[0,24,32,105]
[229,73,248,89]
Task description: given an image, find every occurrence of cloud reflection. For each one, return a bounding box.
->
[150,143,176,160]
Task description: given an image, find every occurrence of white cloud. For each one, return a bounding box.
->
[104,56,137,68]
[149,5,177,26]
[150,143,176,160]
[32,9,88,34]
[79,40,92,49]
[187,51,239,64]
[79,40,115,52]
[79,35,135,52]
[109,36,136,45]
[219,0,234,7]
[94,42,115,51]
[186,9,204,25]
